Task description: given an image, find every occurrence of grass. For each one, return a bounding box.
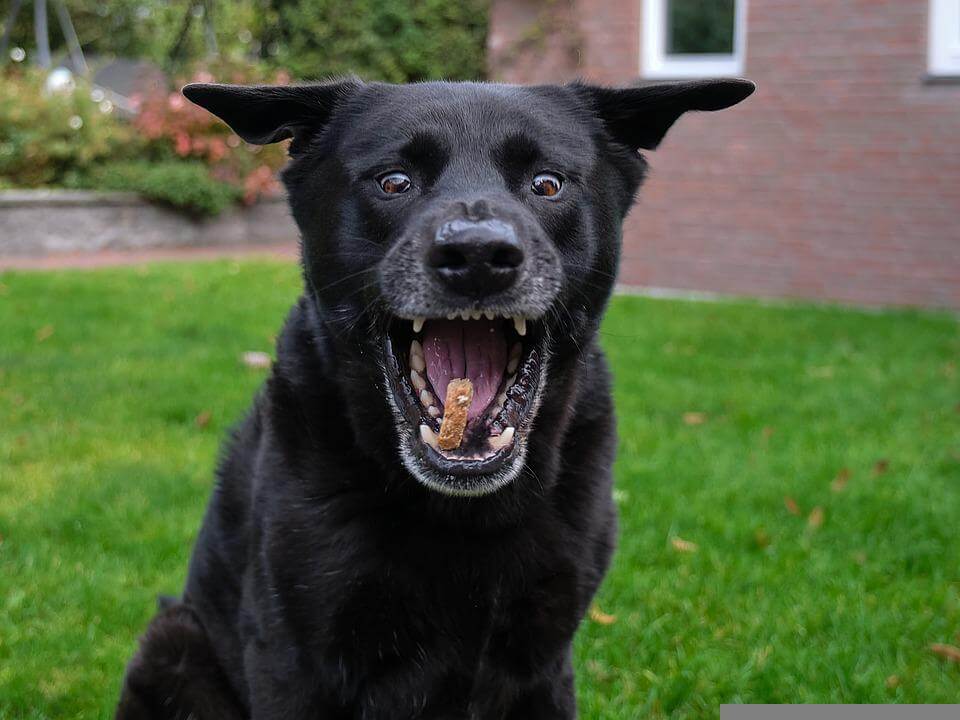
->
[0,260,958,718]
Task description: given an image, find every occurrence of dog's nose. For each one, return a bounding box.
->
[427,221,524,297]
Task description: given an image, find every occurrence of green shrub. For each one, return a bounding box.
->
[255,0,488,82]
[0,69,141,188]
[86,161,241,217]
[1,1,488,83]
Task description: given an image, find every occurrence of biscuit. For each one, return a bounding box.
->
[437,378,474,450]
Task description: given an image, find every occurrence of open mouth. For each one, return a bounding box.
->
[383,312,545,494]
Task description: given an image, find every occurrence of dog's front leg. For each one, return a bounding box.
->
[502,654,577,720]
[244,641,348,720]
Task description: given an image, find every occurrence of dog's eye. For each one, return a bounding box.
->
[531,173,562,198]
[378,172,412,195]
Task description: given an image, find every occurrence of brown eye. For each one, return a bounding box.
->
[531,172,562,198]
[378,172,411,195]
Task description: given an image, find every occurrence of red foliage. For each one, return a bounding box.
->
[132,70,289,205]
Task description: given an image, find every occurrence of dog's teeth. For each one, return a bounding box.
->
[489,426,515,450]
[412,317,425,333]
[504,374,516,390]
[513,317,527,336]
[506,356,519,374]
[419,389,434,407]
[496,392,507,407]
[419,424,440,450]
[427,405,441,418]
[471,311,482,321]
[410,370,427,392]
[447,312,457,320]
[491,404,502,417]
[484,311,495,320]
[461,311,471,321]
[410,340,426,372]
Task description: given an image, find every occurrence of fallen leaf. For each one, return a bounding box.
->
[195,410,212,428]
[784,496,800,516]
[761,426,775,439]
[754,528,771,549]
[873,459,889,476]
[885,674,900,689]
[808,506,825,528]
[671,537,698,553]
[683,412,707,425]
[242,351,271,369]
[831,468,851,492]
[930,643,960,663]
[35,324,54,343]
[589,604,617,625]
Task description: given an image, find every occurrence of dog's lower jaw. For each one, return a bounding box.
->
[396,425,529,498]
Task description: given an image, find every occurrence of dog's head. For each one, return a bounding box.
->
[184,78,753,497]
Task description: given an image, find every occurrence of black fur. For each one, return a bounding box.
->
[117,78,753,719]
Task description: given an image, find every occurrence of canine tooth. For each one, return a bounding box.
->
[428,405,441,418]
[506,356,519,374]
[419,389,434,407]
[489,426,515,450]
[496,392,507,407]
[411,355,426,373]
[491,404,502,417]
[504,374,516,390]
[420,424,440,450]
[411,370,427,392]
[412,317,425,333]
[513,317,527,336]
[410,341,425,372]
[484,311,495,320]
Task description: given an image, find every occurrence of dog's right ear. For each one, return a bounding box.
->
[181,80,361,146]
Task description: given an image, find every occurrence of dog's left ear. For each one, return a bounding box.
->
[181,80,361,146]
[573,78,755,151]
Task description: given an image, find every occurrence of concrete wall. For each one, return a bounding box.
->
[0,191,297,256]
[489,0,960,309]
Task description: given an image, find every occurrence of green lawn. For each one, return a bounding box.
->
[1,260,958,718]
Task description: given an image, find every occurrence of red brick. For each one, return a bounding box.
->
[490,0,960,308]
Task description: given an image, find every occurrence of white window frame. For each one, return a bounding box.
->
[929,0,960,76]
[642,0,747,78]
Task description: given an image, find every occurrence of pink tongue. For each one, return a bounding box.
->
[422,319,506,420]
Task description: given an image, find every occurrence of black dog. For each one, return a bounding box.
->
[116,77,753,719]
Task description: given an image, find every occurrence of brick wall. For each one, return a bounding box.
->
[489,0,960,309]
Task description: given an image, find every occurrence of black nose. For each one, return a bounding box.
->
[427,221,524,297]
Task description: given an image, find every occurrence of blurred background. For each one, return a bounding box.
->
[0,1,958,717]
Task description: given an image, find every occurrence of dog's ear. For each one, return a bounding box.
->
[573,78,755,151]
[181,80,361,146]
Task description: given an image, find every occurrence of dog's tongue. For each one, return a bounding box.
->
[422,319,506,420]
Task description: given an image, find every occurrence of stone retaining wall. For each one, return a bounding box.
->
[0,190,297,256]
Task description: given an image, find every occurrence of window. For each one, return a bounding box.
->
[929,0,960,76]
[642,0,747,78]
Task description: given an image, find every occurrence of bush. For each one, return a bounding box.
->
[1,1,488,83]
[85,161,241,217]
[261,0,489,82]
[0,69,142,188]
[0,68,284,215]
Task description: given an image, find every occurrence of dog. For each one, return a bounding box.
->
[115,76,753,719]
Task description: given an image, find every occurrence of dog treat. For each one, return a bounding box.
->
[437,378,474,450]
